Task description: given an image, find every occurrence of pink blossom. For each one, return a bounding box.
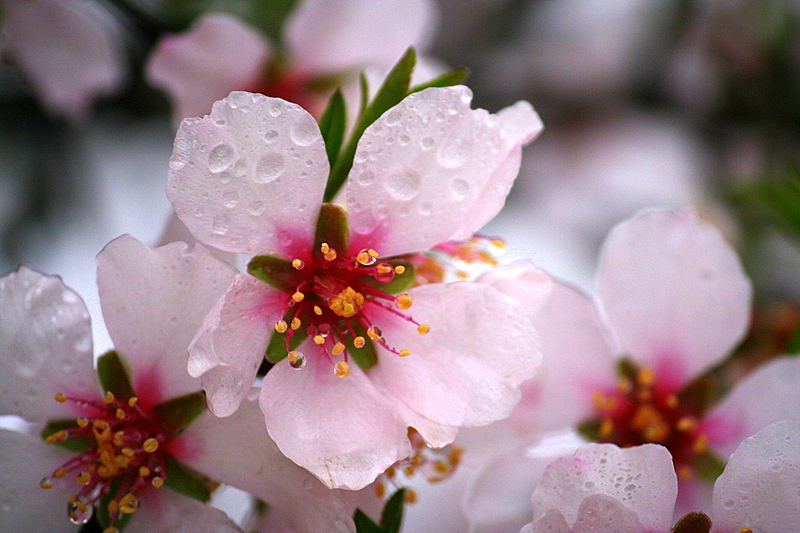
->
[166,87,543,489]
[477,208,760,512]
[0,235,361,532]
[146,0,438,121]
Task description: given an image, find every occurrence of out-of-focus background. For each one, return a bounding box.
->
[3,0,800,529]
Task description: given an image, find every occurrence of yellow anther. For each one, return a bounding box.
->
[104,527,119,533]
[368,249,379,258]
[143,438,159,453]
[353,336,366,348]
[404,465,416,477]
[128,397,139,408]
[275,320,288,333]
[434,461,450,474]
[356,251,370,264]
[600,418,614,439]
[676,417,697,432]
[417,324,430,335]
[116,408,126,420]
[324,250,338,261]
[332,342,345,355]
[292,258,304,269]
[313,305,323,315]
[113,431,126,447]
[76,417,89,428]
[677,465,693,480]
[290,317,301,330]
[139,466,150,477]
[665,395,679,409]
[398,349,412,357]
[377,264,393,274]
[104,391,115,404]
[367,327,381,340]
[93,419,108,430]
[152,476,164,488]
[330,287,365,318]
[693,434,709,454]
[54,393,67,403]
[405,489,418,504]
[77,472,91,486]
[396,294,412,310]
[491,238,506,248]
[288,351,300,363]
[54,468,68,479]
[616,378,633,394]
[46,430,67,444]
[122,448,135,457]
[741,529,753,533]
[107,500,119,513]
[637,367,655,387]
[334,361,350,378]
[320,243,330,253]
[314,335,326,345]
[394,265,406,274]
[457,271,470,280]
[119,493,138,514]
[40,478,54,489]
[375,482,386,498]
[292,291,305,302]
[385,466,396,478]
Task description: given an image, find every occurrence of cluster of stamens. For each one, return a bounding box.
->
[41,391,169,532]
[585,365,710,479]
[374,429,464,504]
[274,243,430,377]
[413,235,505,284]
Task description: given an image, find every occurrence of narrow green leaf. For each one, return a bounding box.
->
[353,509,383,533]
[379,488,407,533]
[672,512,711,533]
[576,418,602,442]
[319,89,347,168]
[151,392,207,434]
[97,350,135,400]
[162,455,212,502]
[324,47,416,201]
[409,67,470,94]
[359,73,370,116]
[265,308,309,363]
[347,320,379,371]
[41,419,91,453]
[358,262,415,295]
[247,255,303,292]
[314,203,350,259]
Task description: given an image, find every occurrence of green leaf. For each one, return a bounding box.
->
[615,357,638,383]
[353,509,383,533]
[265,308,309,363]
[358,262,415,295]
[324,47,417,201]
[691,450,727,484]
[162,455,212,502]
[97,350,135,400]
[732,165,800,243]
[41,419,91,453]
[379,488,406,533]
[348,320,378,371]
[672,512,711,533]
[409,67,470,94]
[314,203,350,259]
[151,392,207,434]
[247,255,303,292]
[359,73,370,116]
[319,89,347,168]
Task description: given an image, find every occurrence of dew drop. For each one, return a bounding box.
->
[357,171,375,186]
[398,135,410,146]
[248,201,266,216]
[290,115,319,146]
[420,136,435,150]
[211,215,230,235]
[208,144,234,172]
[289,352,306,369]
[68,497,93,524]
[417,202,432,216]
[451,178,469,199]
[254,153,285,184]
[385,109,401,126]
[384,169,421,200]
[374,264,395,283]
[358,249,377,265]
[269,102,283,117]
[723,499,735,510]
[222,190,239,208]
[438,136,471,168]
[264,130,279,143]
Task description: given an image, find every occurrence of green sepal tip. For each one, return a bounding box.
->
[247,255,303,292]
[409,67,470,94]
[347,320,378,371]
[319,89,347,169]
[97,350,135,401]
[151,391,207,435]
[359,262,415,295]
[162,455,212,503]
[41,419,91,453]
[265,308,309,364]
[314,203,350,259]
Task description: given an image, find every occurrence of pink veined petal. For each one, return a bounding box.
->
[184,397,357,533]
[167,91,328,255]
[369,282,541,429]
[477,262,617,435]
[2,0,125,120]
[260,349,411,490]
[711,420,800,533]
[146,13,271,122]
[0,267,97,422]
[528,443,677,533]
[597,208,752,377]
[0,429,79,532]
[286,0,437,76]
[96,235,238,404]
[346,87,539,257]
[707,357,800,459]
[124,489,242,533]
[450,101,544,240]
[188,273,284,417]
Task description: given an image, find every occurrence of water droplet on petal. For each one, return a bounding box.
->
[208,144,234,172]
[264,130,279,143]
[290,115,319,146]
[357,171,375,186]
[254,153,285,184]
[289,351,306,369]
[384,169,421,200]
[420,136,435,150]
[450,178,469,199]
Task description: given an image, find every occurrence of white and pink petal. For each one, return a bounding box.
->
[167,92,328,255]
[125,489,243,533]
[0,267,96,422]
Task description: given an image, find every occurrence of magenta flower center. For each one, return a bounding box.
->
[41,391,172,529]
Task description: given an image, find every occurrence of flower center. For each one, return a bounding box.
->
[270,242,428,377]
[41,391,170,531]
[579,362,711,479]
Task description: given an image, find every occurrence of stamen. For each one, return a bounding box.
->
[119,493,138,514]
[417,324,430,335]
[394,265,406,274]
[320,243,330,254]
[313,335,325,345]
[353,336,366,348]
[115,409,126,420]
[405,489,418,504]
[104,391,115,404]
[313,305,323,315]
[332,343,345,355]
[143,438,159,453]
[375,482,386,498]
[76,472,91,486]
[152,477,164,488]
[290,317,301,330]
[398,349,411,357]
[127,397,138,408]
[334,361,350,377]
[368,249,379,258]
[396,295,412,310]
[275,320,288,333]
[292,259,304,269]
[76,417,89,428]
[55,393,67,403]
[292,292,305,302]
[367,327,381,340]
[139,466,150,477]
[40,478,54,489]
